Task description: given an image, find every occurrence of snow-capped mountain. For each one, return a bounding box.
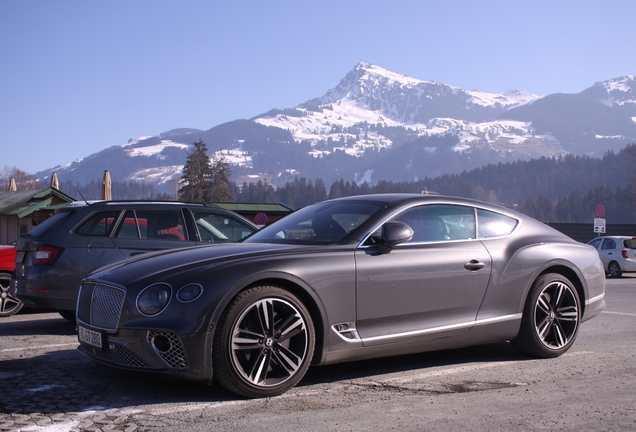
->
[36,63,636,192]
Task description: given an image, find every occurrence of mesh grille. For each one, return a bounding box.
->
[92,344,151,369]
[147,331,188,369]
[77,282,125,331]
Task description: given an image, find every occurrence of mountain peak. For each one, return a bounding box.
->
[600,75,636,106]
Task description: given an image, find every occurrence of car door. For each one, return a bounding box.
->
[110,209,195,259]
[354,204,492,347]
[598,238,617,269]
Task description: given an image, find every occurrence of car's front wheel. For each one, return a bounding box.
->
[0,272,23,317]
[608,261,622,278]
[213,286,315,398]
[511,273,580,358]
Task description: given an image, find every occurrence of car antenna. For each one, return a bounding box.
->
[77,189,89,205]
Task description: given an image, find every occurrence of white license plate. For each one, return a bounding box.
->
[78,325,103,349]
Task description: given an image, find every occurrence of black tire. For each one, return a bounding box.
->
[213,286,315,398]
[0,272,23,318]
[511,273,581,358]
[608,261,622,278]
[58,309,76,322]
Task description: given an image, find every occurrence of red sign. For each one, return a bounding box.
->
[254,212,268,225]
[595,204,606,218]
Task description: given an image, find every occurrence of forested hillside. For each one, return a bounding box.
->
[52,145,636,224]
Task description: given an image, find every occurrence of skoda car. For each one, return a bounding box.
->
[76,194,605,398]
[11,200,257,320]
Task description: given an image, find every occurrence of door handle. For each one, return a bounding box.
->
[464,260,486,271]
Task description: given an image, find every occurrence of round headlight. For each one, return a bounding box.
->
[137,283,172,316]
[177,284,203,302]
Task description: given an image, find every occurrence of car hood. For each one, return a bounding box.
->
[86,242,321,286]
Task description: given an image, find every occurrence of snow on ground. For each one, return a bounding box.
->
[125,140,190,158]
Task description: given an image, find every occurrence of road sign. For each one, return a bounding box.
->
[594,218,606,233]
[254,212,268,225]
[595,204,606,218]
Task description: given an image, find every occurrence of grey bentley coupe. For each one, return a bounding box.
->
[76,194,605,398]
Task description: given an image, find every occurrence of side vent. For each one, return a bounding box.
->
[332,322,361,342]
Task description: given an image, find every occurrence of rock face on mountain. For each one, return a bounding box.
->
[36,63,636,191]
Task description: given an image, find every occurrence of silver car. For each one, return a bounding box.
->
[587,236,636,278]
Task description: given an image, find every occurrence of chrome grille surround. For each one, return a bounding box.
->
[77,282,125,331]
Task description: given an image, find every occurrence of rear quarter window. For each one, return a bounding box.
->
[477,209,518,239]
[74,211,122,237]
[623,239,636,249]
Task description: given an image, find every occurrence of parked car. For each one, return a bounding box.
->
[75,194,605,398]
[11,200,257,320]
[587,236,636,278]
[0,244,21,317]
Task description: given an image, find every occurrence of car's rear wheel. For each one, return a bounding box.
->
[608,261,622,278]
[511,273,580,358]
[213,286,315,398]
[0,272,23,317]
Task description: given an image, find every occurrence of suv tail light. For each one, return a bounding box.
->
[33,245,64,266]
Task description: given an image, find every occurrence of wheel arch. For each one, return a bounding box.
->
[536,265,586,317]
[209,274,327,366]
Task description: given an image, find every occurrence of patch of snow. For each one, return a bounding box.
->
[125,140,190,157]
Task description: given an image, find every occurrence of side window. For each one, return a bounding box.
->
[135,209,186,241]
[75,211,122,237]
[191,210,255,243]
[601,239,616,250]
[477,209,518,239]
[115,210,140,239]
[392,204,475,243]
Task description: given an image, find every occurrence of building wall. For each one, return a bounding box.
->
[0,215,21,245]
[546,223,636,243]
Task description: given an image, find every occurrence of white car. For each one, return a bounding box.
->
[587,236,636,278]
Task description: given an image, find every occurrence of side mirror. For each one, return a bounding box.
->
[378,222,413,254]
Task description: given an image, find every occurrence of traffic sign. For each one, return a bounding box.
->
[594,218,606,233]
[595,204,606,218]
[254,212,268,225]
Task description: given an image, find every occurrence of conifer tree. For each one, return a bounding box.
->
[179,139,214,202]
[209,153,233,202]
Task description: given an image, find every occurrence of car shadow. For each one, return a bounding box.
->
[301,341,527,386]
[0,315,76,337]
[0,341,530,417]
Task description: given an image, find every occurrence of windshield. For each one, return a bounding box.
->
[24,209,74,238]
[244,201,383,244]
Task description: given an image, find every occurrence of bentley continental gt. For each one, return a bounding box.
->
[76,194,606,398]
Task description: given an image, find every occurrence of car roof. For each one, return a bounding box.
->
[326,193,523,217]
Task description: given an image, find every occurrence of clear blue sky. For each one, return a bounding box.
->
[2,0,635,174]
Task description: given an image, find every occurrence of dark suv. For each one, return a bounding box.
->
[10,200,257,320]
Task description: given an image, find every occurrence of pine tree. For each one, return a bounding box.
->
[209,153,233,202]
[179,140,214,202]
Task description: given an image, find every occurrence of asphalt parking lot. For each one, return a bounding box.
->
[1,276,635,432]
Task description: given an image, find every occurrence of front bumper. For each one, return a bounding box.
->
[77,324,214,381]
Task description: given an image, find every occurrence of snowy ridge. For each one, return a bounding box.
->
[255,62,546,159]
[37,62,635,191]
[600,75,636,106]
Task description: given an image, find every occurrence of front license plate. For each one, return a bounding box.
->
[78,325,104,349]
